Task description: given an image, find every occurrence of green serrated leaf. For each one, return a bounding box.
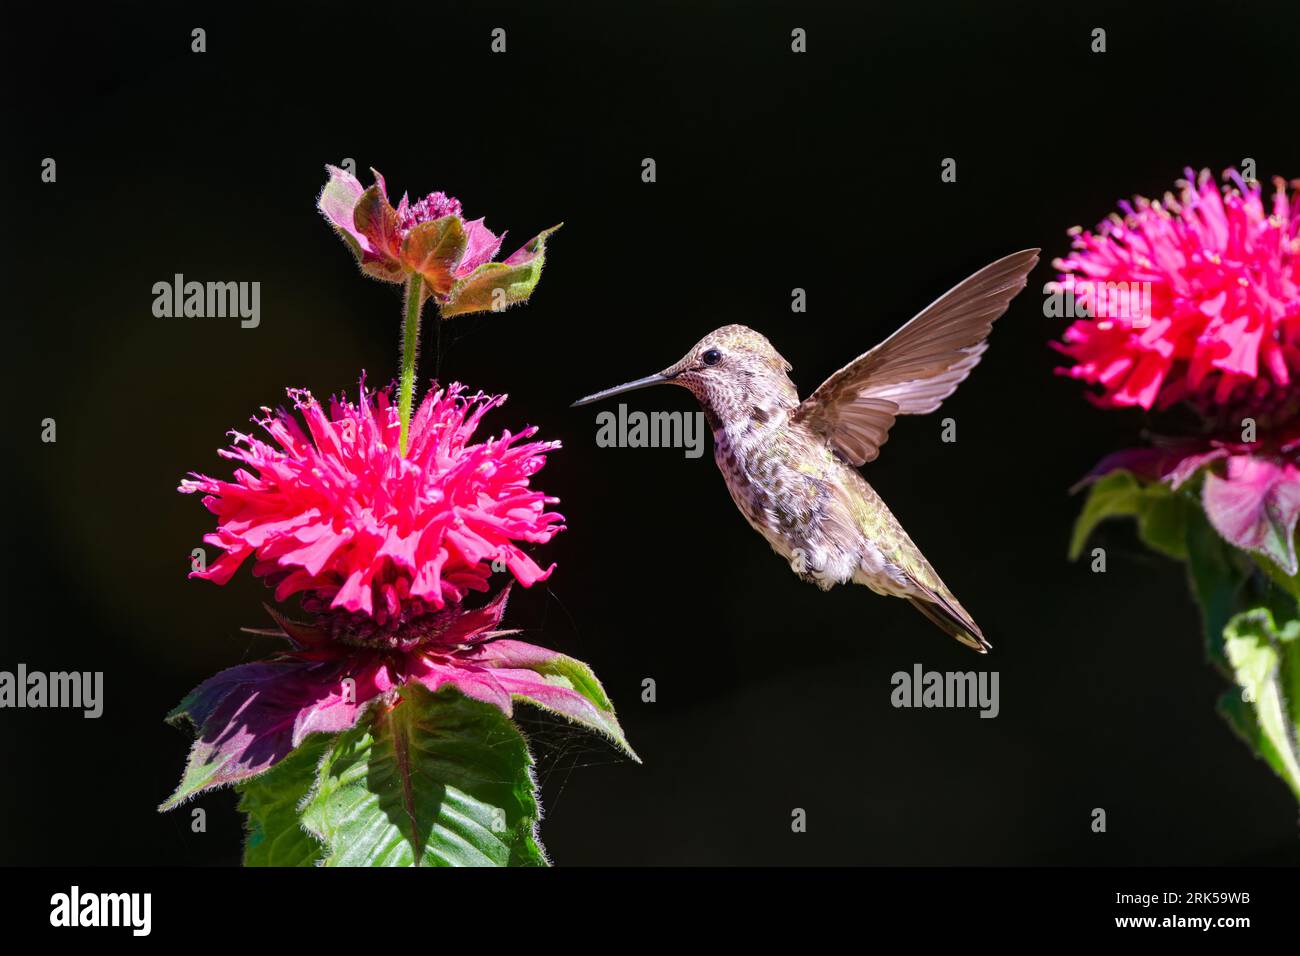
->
[1217,688,1298,794]
[238,735,330,867]
[1071,468,1200,562]
[352,184,400,258]
[1069,471,1148,560]
[1186,509,1244,672]
[511,652,639,761]
[1221,608,1300,801]
[301,684,546,867]
[439,224,560,318]
[1135,490,1192,560]
[1251,552,1300,605]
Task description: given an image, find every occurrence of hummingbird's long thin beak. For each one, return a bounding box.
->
[571,373,673,407]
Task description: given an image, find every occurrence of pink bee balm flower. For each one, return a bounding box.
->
[1060,168,1300,574]
[181,380,565,625]
[318,166,560,317]
[1053,169,1300,413]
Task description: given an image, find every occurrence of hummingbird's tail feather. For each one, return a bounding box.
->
[889,563,990,652]
[905,590,991,653]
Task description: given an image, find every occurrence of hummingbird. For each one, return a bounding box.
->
[572,249,1039,652]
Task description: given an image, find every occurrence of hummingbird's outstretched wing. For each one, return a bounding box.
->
[791,248,1040,465]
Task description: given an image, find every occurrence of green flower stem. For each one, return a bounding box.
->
[398,273,425,455]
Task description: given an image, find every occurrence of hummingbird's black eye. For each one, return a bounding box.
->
[702,348,723,367]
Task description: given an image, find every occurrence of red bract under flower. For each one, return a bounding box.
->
[1053,169,1300,411]
[181,381,564,624]
[159,587,637,808]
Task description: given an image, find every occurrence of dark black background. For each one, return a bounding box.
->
[4,1,1299,867]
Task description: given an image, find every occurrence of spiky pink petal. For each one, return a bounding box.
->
[1055,169,1300,412]
[181,380,564,625]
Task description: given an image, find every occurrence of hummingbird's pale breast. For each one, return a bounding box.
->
[711,408,928,598]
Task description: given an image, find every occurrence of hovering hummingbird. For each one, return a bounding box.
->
[573,249,1039,652]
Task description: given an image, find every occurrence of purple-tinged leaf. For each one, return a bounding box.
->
[159,656,391,809]
[1203,455,1300,575]
[400,216,467,295]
